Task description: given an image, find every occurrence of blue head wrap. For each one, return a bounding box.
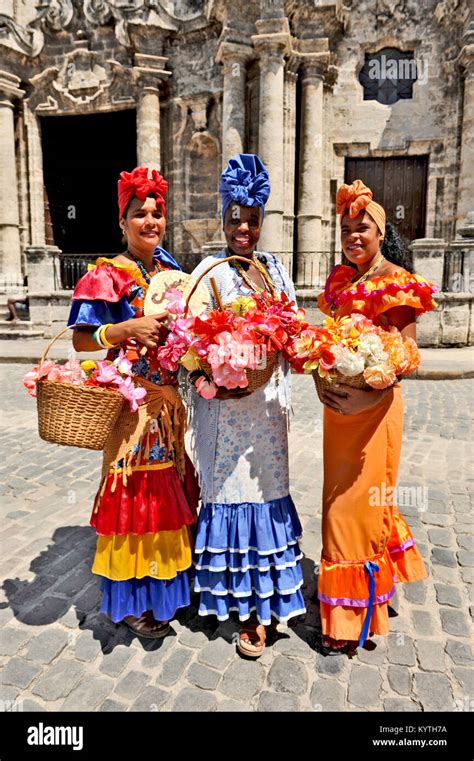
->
[219,153,271,221]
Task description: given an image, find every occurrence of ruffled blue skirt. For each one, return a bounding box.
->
[100,572,191,623]
[194,496,306,625]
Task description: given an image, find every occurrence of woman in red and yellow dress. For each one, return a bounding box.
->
[67,167,199,638]
[316,180,438,654]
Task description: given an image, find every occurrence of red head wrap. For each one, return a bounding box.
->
[118,166,168,221]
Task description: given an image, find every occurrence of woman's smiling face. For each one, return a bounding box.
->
[121,195,166,254]
[340,210,383,266]
[223,204,262,258]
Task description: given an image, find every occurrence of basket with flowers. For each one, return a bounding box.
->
[23,328,147,450]
[283,313,421,399]
[155,256,310,399]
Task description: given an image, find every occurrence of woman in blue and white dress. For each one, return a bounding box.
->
[189,154,306,657]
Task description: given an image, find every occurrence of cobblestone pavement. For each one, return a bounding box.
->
[0,365,472,713]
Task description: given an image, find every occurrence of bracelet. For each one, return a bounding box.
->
[92,327,107,348]
[99,323,119,349]
[93,323,119,349]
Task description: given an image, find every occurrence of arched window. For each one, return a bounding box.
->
[359,48,418,105]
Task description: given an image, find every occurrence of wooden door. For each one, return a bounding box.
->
[345,156,428,243]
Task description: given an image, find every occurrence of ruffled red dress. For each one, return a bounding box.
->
[68,256,199,622]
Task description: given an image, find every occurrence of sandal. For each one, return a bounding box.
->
[237,619,267,658]
[318,636,351,656]
[122,611,171,640]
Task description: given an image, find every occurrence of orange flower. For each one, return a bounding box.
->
[363,364,397,389]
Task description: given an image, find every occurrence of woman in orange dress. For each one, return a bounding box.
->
[316,180,438,654]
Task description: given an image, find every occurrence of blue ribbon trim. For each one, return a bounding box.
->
[358,560,380,648]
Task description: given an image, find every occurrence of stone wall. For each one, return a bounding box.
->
[0,0,472,345]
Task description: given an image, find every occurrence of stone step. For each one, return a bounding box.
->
[0,321,44,340]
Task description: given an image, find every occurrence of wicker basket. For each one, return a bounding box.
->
[184,254,279,394]
[36,326,125,450]
[200,351,277,394]
[313,368,369,403]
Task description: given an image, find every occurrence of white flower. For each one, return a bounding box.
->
[357,334,388,367]
[333,344,365,376]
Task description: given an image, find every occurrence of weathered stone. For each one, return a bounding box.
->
[387,665,412,695]
[428,528,453,547]
[31,660,84,700]
[403,580,427,605]
[415,673,454,712]
[311,679,345,712]
[431,548,457,567]
[416,640,446,671]
[0,628,32,656]
[114,670,149,700]
[198,638,235,671]
[99,698,127,712]
[216,699,253,712]
[453,667,474,694]
[434,584,463,608]
[157,647,194,687]
[172,687,216,712]
[384,698,421,712]
[348,665,382,708]
[440,608,471,637]
[267,656,308,695]
[0,658,41,690]
[220,660,265,701]
[25,629,69,664]
[387,633,416,666]
[130,686,169,712]
[446,639,472,665]
[187,663,221,691]
[61,676,113,711]
[74,630,102,662]
[258,691,301,712]
[411,610,436,636]
[99,647,133,677]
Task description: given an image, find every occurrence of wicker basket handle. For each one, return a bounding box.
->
[184,255,257,316]
[39,325,75,368]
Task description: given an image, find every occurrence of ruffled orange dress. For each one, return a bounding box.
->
[316,266,438,642]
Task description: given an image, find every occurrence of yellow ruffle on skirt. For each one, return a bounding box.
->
[92,526,193,581]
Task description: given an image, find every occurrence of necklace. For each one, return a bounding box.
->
[125,250,163,285]
[231,254,278,297]
[350,253,385,286]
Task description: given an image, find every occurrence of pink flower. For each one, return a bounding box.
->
[195,375,218,399]
[113,349,133,376]
[164,287,186,315]
[117,376,147,412]
[22,367,40,396]
[211,361,248,389]
[157,334,188,371]
[95,362,122,385]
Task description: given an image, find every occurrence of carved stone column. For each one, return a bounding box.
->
[133,55,171,171]
[296,54,329,288]
[0,70,24,280]
[282,56,299,276]
[456,44,474,233]
[216,41,252,167]
[251,18,291,254]
[24,104,45,247]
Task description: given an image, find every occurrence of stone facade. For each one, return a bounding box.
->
[0,0,473,344]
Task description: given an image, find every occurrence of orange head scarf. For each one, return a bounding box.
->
[336,179,386,236]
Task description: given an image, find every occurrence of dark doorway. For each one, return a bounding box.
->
[41,110,137,256]
[345,156,428,243]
